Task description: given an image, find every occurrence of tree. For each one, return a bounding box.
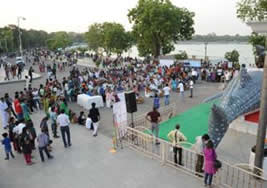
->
[174,51,188,60]
[249,32,266,67]
[85,22,133,55]
[84,23,104,53]
[47,32,71,51]
[128,0,195,57]
[0,27,14,53]
[101,22,133,55]
[225,50,240,68]
[237,0,267,21]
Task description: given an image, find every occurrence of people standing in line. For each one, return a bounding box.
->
[89,103,100,137]
[0,97,9,129]
[57,110,71,148]
[50,106,59,138]
[2,133,15,160]
[146,107,162,145]
[37,129,53,162]
[189,78,194,98]
[203,140,217,187]
[178,81,184,102]
[168,124,187,166]
[163,84,171,105]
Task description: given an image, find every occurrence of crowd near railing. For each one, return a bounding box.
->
[122,105,267,188]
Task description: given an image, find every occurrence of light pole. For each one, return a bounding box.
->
[17,16,26,56]
[246,20,267,170]
[204,42,208,62]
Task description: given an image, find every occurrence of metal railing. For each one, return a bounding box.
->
[123,126,267,188]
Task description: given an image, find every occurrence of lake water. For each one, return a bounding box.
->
[127,43,255,66]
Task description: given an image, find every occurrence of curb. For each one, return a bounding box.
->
[0,74,42,85]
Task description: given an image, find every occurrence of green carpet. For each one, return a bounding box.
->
[146,100,218,145]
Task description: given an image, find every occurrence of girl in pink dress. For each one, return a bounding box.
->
[203,140,217,187]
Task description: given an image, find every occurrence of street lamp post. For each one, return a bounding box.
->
[246,21,267,171]
[204,42,208,61]
[17,16,26,56]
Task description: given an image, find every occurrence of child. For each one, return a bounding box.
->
[2,133,15,160]
[78,111,86,126]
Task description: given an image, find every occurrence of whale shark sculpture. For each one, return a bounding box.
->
[208,68,263,147]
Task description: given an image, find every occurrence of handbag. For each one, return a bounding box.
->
[214,159,222,169]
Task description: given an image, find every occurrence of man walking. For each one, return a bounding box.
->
[89,103,100,137]
[37,129,53,162]
[146,107,162,145]
[168,124,187,166]
[189,78,194,98]
[163,83,171,105]
[57,110,71,148]
[178,81,184,102]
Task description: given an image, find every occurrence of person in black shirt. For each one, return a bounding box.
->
[78,111,86,126]
[89,103,100,137]
[28,66,33,83]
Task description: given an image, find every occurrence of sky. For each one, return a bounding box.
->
[0,0,252,35]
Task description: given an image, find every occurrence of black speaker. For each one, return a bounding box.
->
[125,91,137,113]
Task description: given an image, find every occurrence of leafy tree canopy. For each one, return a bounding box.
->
[225,49,240,63]
[174,50,188,60]
[85,22,133,55]
[128,0,195,57]
[47,31,71,51]
[237,0,267,21]
[84,23,104,53]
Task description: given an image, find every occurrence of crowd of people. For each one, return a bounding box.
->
[0,49,232,186]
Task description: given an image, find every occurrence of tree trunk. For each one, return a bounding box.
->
[154,42,161,58]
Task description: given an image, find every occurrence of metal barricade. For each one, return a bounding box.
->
[123,126,267,188]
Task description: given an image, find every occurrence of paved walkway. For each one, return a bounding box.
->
[0,67,41,84]
[0,57,260,187]
[0,111,201,188]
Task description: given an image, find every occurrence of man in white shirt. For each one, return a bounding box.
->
[224,71,231,83]
[57,110,71,148]
[189,79,194,98]
[178,82,184,101]
[192,69,198,83]
[25,76,30,89]
[163,84,171,105]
